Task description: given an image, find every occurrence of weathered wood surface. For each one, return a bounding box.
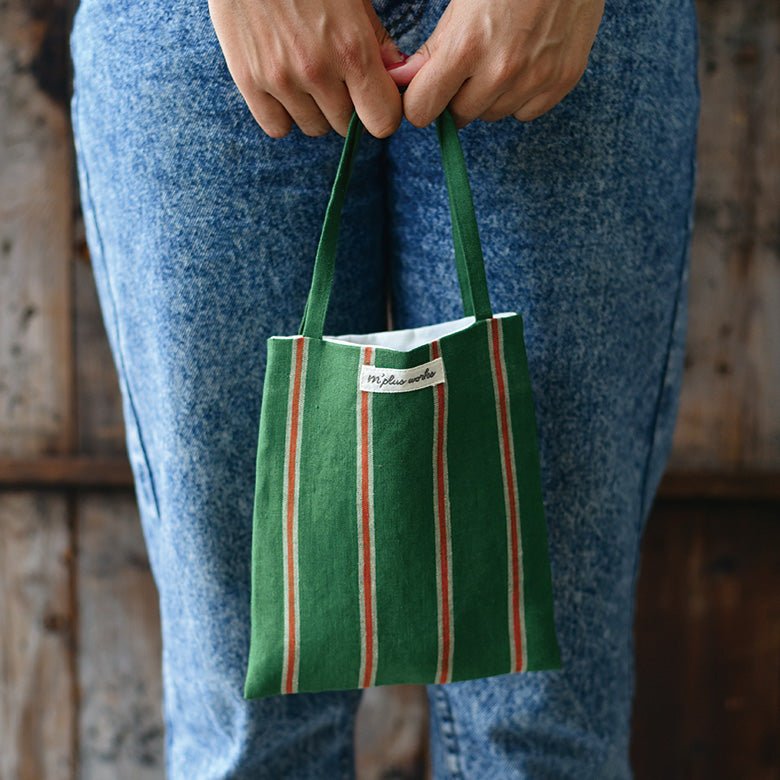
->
[77,494,164,778]
[0,493,75,780]
[0,1,79,776]
[670,0,780,471]
[0,0,75,458]
[632,500,780,779]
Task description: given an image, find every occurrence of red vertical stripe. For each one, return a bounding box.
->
[432,340,452,684]
[490,318,523,669]
[284,337,305,694]
[360,346,375,688]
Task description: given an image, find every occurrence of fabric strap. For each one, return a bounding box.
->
[298,108,494,339]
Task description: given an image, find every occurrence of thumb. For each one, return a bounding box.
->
[384,5,452,86]
[381,45,428,86]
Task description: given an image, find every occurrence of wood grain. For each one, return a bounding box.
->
[0,0,75,457]
[0,493,75,780]
[632,500,780,779]
[76,494,164,778]
[670,0,780,471]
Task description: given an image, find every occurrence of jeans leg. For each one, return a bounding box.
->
[386,0,701,775]
[69,0,394,774]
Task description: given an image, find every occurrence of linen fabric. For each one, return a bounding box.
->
[244,314,562,698]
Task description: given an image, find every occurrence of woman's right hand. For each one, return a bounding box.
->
[208,0,409,139]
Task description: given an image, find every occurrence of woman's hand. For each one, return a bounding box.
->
[208,0,409,138]
[386,0,605,128]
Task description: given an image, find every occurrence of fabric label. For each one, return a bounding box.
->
[359,356,445,393]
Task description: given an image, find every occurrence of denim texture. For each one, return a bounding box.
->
[69,0,701,774]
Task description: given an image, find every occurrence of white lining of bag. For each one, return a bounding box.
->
[272,311,517,352]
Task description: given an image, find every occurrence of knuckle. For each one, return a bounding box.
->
[265,125,290,139]
[491,59,518,89]
[448,109,467,128]
[334,112,355,137]
[516,100,549,122]
[265,63,293,92]
[368,115,399,138]
[533,59,557,86]
[403,108,427,129]
[310,117,334,136]
[255,111,291,138]
[401,96,428,129]
[247,103,273,134]
[561,61,586,89]
[297,55,329,85]
[337,37,371,74]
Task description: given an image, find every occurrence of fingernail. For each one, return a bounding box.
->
[386,53,409,70]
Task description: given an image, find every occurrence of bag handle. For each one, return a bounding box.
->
[298,107,493,339]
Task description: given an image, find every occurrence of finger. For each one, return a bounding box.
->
[448,74,508,129]
[307,79,355,137]
[339,38,403,138]
[480,63,582,123]
[399,19,472,126]
[402,48,470,128]
[359,0,412,89]
[268,87,332,136]
[507,65,586,122]
[479,84,559,124]
[383,0,456,89]
[512,89,562,122]
[242,89,295,138]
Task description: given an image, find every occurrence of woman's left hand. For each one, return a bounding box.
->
[386,0,605,128]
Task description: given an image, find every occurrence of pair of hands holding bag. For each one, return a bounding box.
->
[208,0,605,139]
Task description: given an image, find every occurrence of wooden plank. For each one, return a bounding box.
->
[670,0,780,471]
[0,2,78,769]
[77,493,164,777]
[3,458,780,500]
[632,500,780,778]
[657,471,780,501]
[0,0,75,457]
[0,492,75,779]
[0,456,132,488]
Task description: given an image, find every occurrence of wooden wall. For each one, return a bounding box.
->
[669,0,779,474]
[0,0,777,776]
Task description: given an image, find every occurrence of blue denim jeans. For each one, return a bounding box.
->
[69,0,700,774]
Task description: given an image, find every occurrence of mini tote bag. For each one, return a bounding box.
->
[243,108,562,700]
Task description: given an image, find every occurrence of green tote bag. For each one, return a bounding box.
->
[243,108,562,700]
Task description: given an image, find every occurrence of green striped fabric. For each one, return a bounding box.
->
[243,108,562,700]
[244,312,562,698]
